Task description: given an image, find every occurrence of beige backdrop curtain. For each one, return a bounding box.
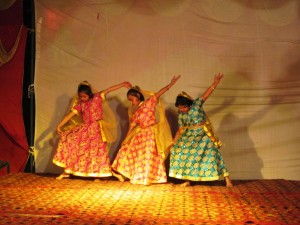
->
[34,0,300,180]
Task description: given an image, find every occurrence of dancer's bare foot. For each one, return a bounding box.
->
[180,181,191,187]
[112,171,125,182]
[144,181,151,186]
[225,176,233,188]
[56,173,69,180]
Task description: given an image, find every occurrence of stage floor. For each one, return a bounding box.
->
[0,173,299,225]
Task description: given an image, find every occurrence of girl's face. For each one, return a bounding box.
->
[127,94,140,106]
[178,105,190,114]
[78,92,90,103]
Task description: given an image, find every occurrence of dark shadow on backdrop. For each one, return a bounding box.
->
[34,94,73,174]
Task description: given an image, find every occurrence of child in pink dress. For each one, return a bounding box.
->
[53,81,131,180]
[112,76,180,185]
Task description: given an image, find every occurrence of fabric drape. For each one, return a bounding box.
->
[34,0,300,180]
[0,0,29,175]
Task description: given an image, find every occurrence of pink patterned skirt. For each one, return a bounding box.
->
[53,121,112,177]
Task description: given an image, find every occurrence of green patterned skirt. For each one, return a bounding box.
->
[169,126,229,181]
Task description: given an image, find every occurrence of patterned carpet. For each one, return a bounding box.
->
[0,173,299,225]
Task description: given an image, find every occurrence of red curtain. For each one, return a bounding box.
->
[0,0,29,175]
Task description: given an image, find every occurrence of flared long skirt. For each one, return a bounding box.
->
[169,127,229,181]
[112,126,167,185]
[53,121,112,177]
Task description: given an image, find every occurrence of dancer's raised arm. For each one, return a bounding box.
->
[155,75,181,99]
[201,73,223,101]
[101,81,132,97]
